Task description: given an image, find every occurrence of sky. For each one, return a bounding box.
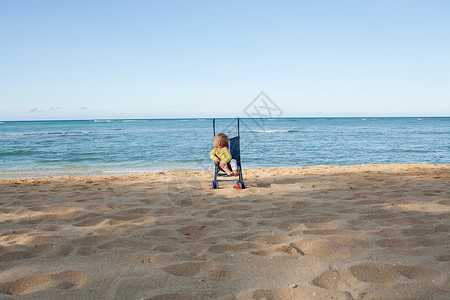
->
[0,0,449,120]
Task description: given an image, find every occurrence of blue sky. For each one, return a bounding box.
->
[1,0,449,120]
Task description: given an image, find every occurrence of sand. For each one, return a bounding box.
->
[0,163,449,299]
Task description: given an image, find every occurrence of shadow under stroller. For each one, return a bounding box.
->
[211,118,247,189]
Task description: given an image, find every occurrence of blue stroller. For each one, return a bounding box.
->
[211,118,247,189]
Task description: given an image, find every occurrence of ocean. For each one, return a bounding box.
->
[0,118,448,178]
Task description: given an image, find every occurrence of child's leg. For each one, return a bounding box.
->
[230,159,238,176]
[222,163,233,175]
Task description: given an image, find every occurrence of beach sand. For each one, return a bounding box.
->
[0,163,449,299]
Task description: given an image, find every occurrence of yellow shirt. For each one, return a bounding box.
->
[210,147,232,164]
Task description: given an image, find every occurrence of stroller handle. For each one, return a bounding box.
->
[213,118,240,137]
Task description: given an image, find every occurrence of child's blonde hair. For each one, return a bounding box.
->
[216,133,229,147]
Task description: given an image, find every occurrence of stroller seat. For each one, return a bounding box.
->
[211,118,246,189]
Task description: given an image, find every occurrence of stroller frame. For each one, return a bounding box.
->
[211,118,247,189]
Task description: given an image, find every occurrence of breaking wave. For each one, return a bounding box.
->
[246,129,300,133]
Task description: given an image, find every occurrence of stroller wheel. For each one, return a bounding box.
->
[236,181,246,190]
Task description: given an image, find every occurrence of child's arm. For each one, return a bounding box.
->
[210,149,220,163]
[220,148,232,165]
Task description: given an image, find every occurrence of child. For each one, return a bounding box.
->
[210,133,238,176]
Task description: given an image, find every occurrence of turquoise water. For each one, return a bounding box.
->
[0,118,448,178]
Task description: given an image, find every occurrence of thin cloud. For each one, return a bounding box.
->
[28,108,40,113]
[80,106,88,110]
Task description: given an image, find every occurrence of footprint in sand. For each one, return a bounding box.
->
[0,235,56,261]
[247,234,294,245]
[98,238,153,250]
[312,263,447,293]
[73,216,106,227]
[54,244,76,256]
[163,262,205,277]
[252,244,304,256]
[437,254,450,262]
[375,237,437,250]
[348,263,407,284]
[290,239,350,259]
[166,175,203,206]
[208,242,259,254]
[0,250,36,262]
[0,270,86,296]
[162,261,233,281]
[147,293,197,300]
[312,268,345,290]
[177,225,209,238]
[393,265,447,284]
[247,286,353,300]
[312,264,396,295]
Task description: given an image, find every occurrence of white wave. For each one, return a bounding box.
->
[5,133,50,136]
[246,129,299,133]
[5,131,87,136]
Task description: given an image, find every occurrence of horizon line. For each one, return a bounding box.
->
[1,116,449,122]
